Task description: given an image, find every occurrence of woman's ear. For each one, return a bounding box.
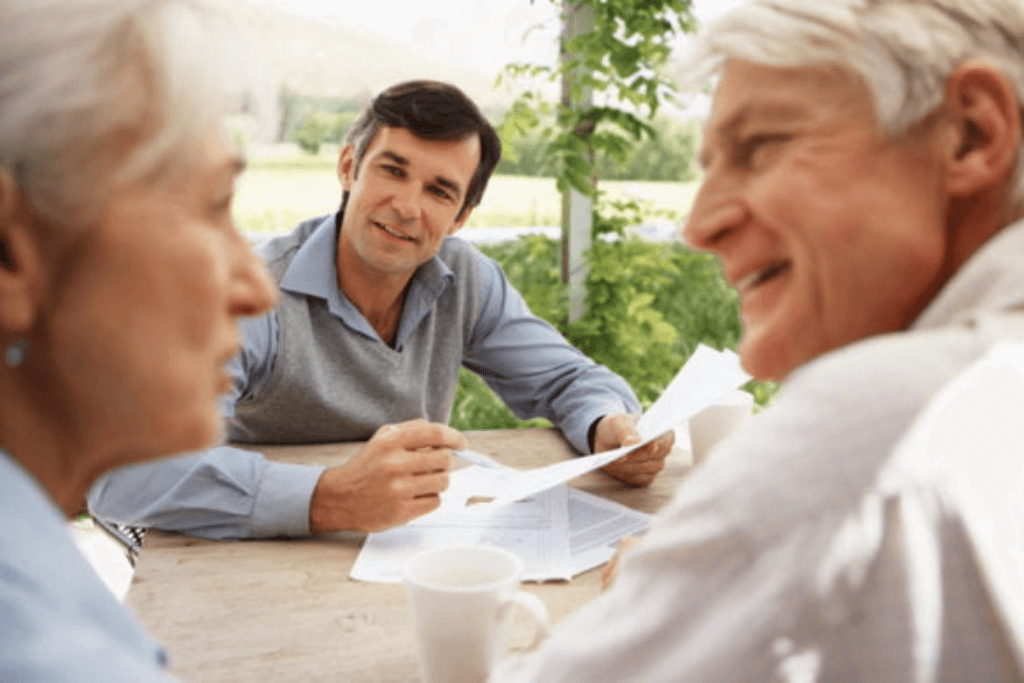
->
[0,171,44,333]
[942,61,1023,197]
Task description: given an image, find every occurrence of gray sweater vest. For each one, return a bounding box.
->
[227,218,481,444]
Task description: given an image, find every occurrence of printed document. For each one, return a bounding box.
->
[351,459,650,583]
[350,343,749,582]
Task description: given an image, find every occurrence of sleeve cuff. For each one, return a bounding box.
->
[564,400,633,454]
[250,461,326,537]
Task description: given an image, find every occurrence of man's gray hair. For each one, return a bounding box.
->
[684,0,1024,201]
[0,0,259,225]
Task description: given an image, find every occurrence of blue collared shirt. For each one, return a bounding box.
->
[88,214,639,539]
[1,451,173,681]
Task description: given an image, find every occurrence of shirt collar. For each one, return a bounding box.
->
[276,210,459,345]
[912,218,1024,330]
[395,247,457,349]
[407,248,456,303]
[278,213,343,309]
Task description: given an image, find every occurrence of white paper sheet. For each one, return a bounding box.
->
[350,456,655,582]
[479,344,750,508]
[636,344,750,439]
[350,465,572,583]
[565,488,650,576]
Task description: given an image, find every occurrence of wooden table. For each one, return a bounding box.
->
[127,428,690,682]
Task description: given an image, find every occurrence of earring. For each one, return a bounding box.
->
[3,338,29,368]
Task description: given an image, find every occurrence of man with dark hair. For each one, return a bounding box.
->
[89,80,673,537]
[343,80,502,219]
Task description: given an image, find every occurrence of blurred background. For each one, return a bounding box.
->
[212,0,775,432]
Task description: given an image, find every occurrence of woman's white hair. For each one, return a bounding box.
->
[684,0,1024,202]
[0,0,261,225]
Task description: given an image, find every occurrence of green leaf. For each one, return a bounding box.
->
[610,45,643,77]
[626,292,655,317]
[653,320,680,345]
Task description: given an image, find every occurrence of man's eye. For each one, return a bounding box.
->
[381,164,404,177]
[735,134,789,168]
[429,186,453,201]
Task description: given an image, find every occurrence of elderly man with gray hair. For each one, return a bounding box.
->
[491,1,1024,681]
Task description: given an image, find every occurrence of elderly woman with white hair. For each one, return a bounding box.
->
[0,1,275,679]
[492,0,1024,681]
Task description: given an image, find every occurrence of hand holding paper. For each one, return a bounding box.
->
[480,345,750,508]
[593,413,674,486]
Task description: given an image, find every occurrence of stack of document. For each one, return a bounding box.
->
[350,344,750,583]
[350,456,650,582]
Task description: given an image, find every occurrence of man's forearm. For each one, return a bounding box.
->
[87,447,323,540]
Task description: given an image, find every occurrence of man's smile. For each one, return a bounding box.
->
[373,219,416,242]
[735,260,791,293]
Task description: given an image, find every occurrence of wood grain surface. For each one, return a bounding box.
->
[127,428,690,682]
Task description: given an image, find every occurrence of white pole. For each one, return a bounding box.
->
[561,1,594,323]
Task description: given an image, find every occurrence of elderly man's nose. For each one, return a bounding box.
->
[682,191,747,251]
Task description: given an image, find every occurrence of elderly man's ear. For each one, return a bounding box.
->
[0,171,42,334]
[941,61,1022,197]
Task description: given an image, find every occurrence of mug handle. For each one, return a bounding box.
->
[500,590,551,651]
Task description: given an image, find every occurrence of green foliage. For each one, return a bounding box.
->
[294,112,335,155]
[496,115,701,182]
[496,0,697,196]
[746,379,781,413]
[329,111,360,144]
[563,199,683,407]
[277,87,366,151]
[449,370,553,432]
[597,118,700,182]
[448,234,565,432]
[478,234,566,324]
[293,109,361,155]
[449,0,783,432]
[277,89,369,143]
[449,228,779,431]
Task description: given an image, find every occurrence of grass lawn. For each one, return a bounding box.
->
[233,150,701,233]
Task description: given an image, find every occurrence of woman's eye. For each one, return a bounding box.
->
[209,195,233,220]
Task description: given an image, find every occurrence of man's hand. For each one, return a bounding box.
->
[308,419,467,534]
[594,413,674,486]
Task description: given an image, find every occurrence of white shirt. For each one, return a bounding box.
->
[492,221,1024,682]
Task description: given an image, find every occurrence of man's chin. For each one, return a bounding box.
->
[738,332,800,383]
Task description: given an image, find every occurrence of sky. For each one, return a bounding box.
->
[252,0,748,77]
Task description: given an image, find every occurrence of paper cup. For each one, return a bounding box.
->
[687,389,753,464]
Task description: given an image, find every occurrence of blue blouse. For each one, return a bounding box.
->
[0,451,174,681]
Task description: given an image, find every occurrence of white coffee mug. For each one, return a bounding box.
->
[687,389,754,464]
[404,544,550,683]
